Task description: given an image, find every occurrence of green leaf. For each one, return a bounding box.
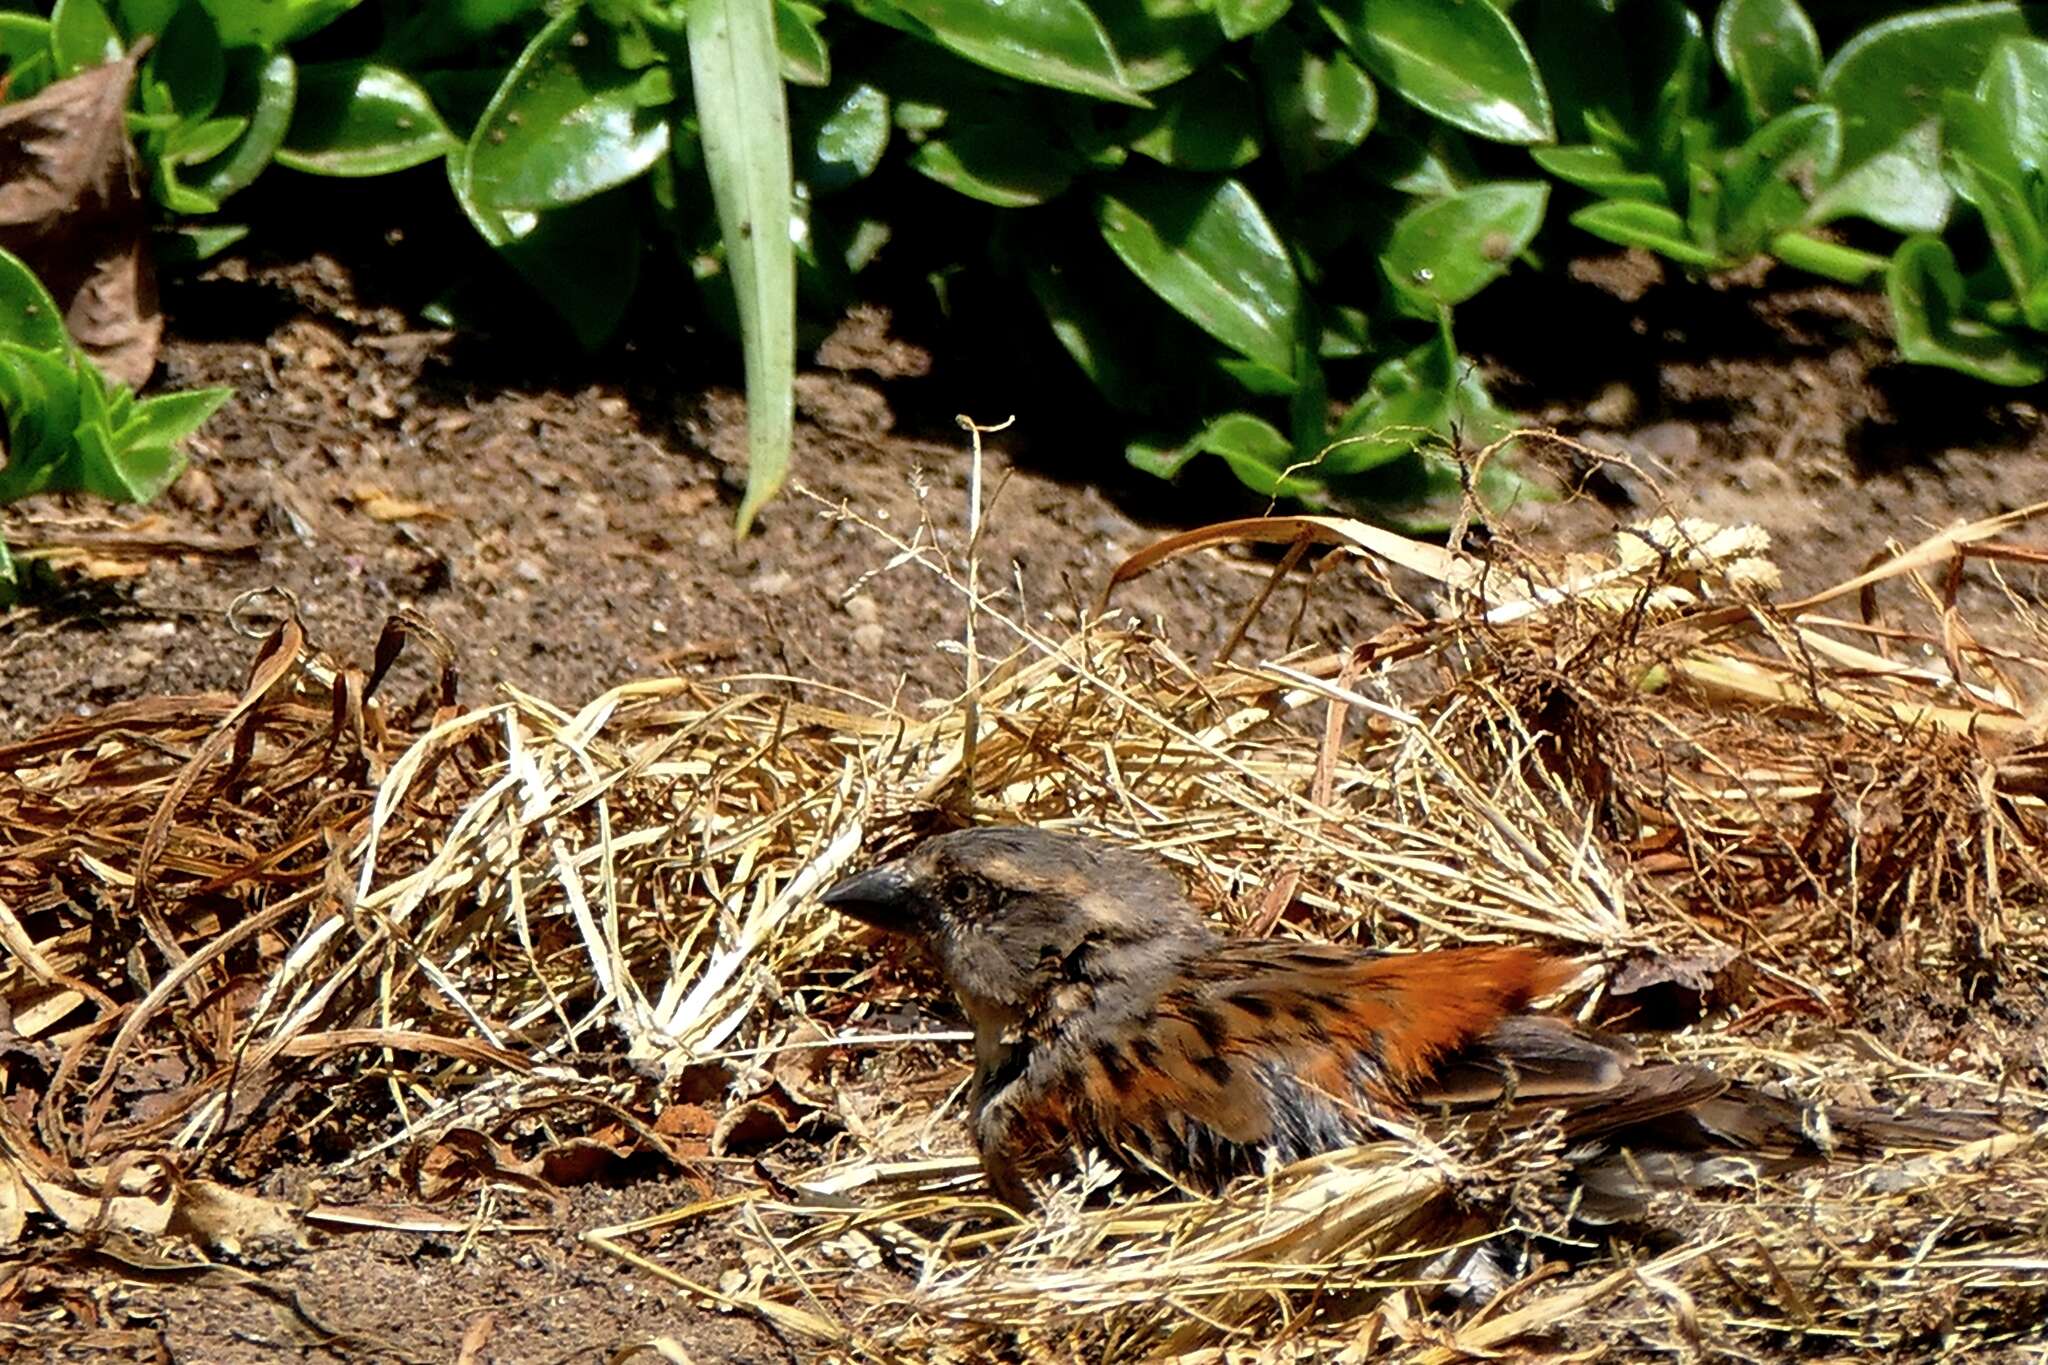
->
[1326,322,1459,476]
[912,128,1079,205]
[1128,412,1319,496]
[51,0,121,76]
[1712,0,1820,126]
[1524,0,1631,147]
[1382,180,1547,311]
[383,0,547,66]
[1978,37,2048,177]
[192,50,296,201]
[1887,234,2045,386]
[1324,0,1552,145]
[147,2,225,124]
[776,0,830,86]
[1092,0,1226,92]
[1570,200,1727,268]
[0,249,74,354]
[453,171,641,350]
[1255,27,1376,178]
[0,15,58,100]
[688,0,797,535]
[197,0,361,49]
[155,222,251,265]
[1805,118,1949,233]
[1529,145,1668,203]
[1820,2,2024,170]
[168,115,246,164]
[797,83,890,194]
[1719,103,1838,253]
[464,9,671,213]
[875,0,1144,105]
[118,385,232,450]
[1097,174,1301,379]
[1765,230,1887,285]
[1029,264,1145,407]
[1218,0,1289,41]
[0,343,85,494]
[1127,66,1261,172]
[1944,147,2048,321]
[275,62,458,176]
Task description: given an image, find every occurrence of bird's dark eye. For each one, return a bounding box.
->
[941,875,977,908]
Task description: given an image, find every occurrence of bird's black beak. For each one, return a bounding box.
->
[819,859,920,934]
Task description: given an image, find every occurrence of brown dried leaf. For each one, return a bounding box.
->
[0,49,160,388]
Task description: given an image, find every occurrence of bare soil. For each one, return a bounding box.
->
[4,229,2045,1361]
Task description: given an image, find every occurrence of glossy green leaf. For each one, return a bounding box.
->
[454,172,642,351]
[1093,0,1226,92]
[0,249,74,354]
[1097,175,1301,379]
[688,0,797,535]
[51,0,121,76]
[1383,181,1547,311]
[1127,66,1261,172]
[276,62,458,176]
[1641,0,1708,197]
[167,114,247,164]
[1765,231,1887,284]
[192,51,296,201]
[1712,0,1820,125]
[1218,0,1289,41]
[1128,413,1319,496]
[1820,2,2024,170]
[198,0,361,49]
[776,0,831,86]
[0,15,57,100]
[1029,264,1145,407]
[877,0,1144,105]
[1805,118,1949,233]
[1324,0,1552,145]
[118,385,232,451]
[1944,146,2048,320]
[1530,145,1668,203]
[117,0,177,37]
[1887,234,2045,386]
[1524,0,1630,147]
[1325,323,1458,476]
[1570,200,1726,268]
[798,83,890,194]
[152,156,221,213]
[149,1,224,123]
[464,9,671,213]
[156,222,251,265]
[0,343,85,493]
[1720,103,1838,252]
[384,0,546,65]
[1979,37,2048,177]
[1256,28,1376,178]
[1320,304,1372,359]
[912,128,1079,205]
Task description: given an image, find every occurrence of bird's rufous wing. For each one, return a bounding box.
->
[1064,943,1628,1186]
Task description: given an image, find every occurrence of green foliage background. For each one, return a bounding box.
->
[4,0,2048,551]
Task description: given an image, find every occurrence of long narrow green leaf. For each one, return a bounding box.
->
[689,0,796,537]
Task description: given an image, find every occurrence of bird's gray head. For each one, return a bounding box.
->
[820,826,1213,1022]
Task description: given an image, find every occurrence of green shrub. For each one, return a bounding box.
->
[0,248,229,601]
[5,0,2045,534]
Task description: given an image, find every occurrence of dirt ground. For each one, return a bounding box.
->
[4,223,2046,1361]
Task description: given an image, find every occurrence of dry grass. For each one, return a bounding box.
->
[3,477,2046,1358]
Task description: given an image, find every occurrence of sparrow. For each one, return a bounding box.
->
[821,826,2003,1211]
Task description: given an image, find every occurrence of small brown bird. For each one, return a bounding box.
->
[822,826,2001,1211]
